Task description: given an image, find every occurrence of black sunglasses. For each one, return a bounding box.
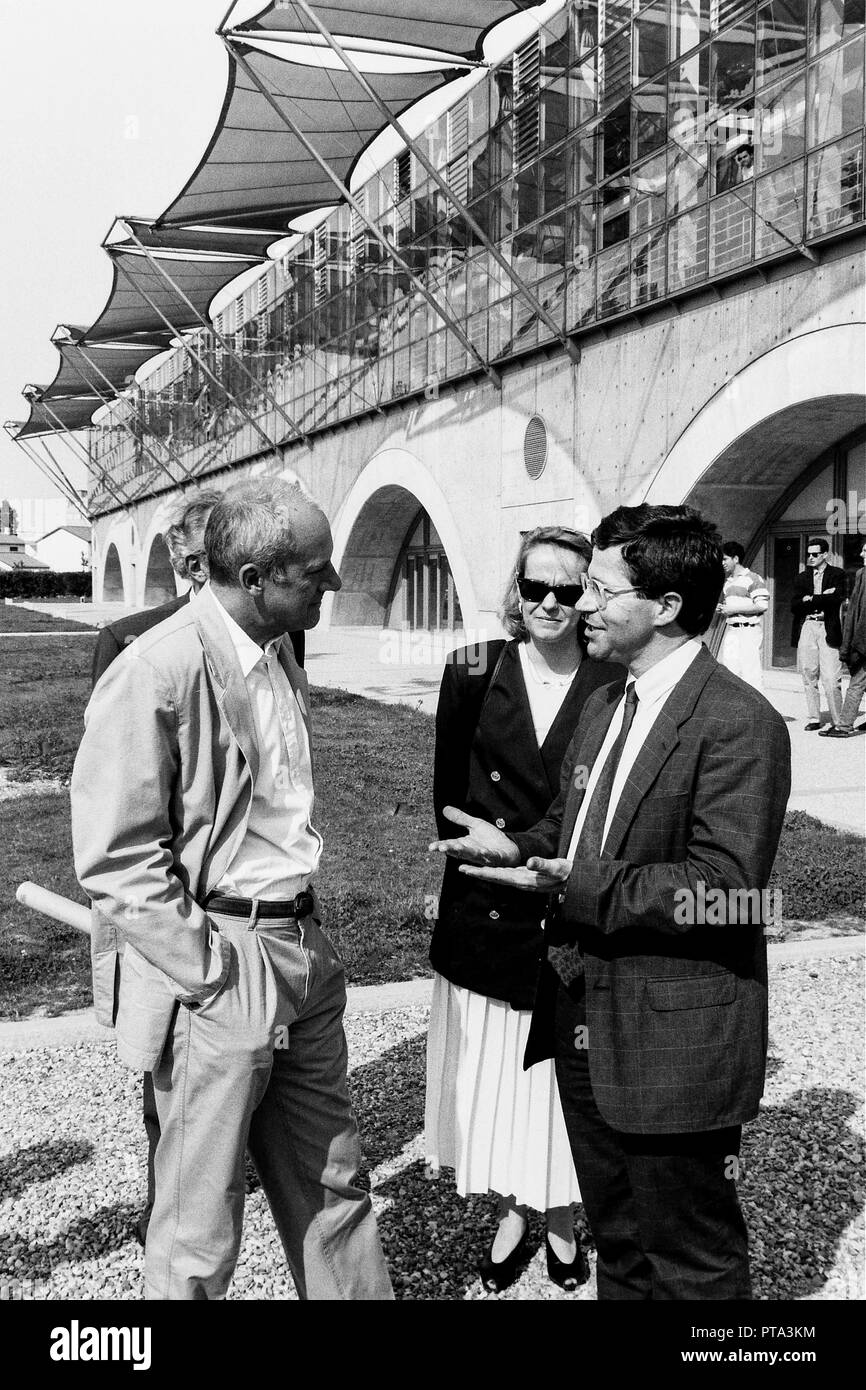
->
[516,575,582,606]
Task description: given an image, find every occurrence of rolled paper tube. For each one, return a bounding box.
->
[16,881,91,935]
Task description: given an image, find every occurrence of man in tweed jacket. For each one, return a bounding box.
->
[431,504,791,1299]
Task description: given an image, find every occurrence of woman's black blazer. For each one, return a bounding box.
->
[430,638,625,1008]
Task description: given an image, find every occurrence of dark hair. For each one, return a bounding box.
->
[807,536,829,554]
[722,541,745,562]
[500,525,592,638]
[593,504,724,636]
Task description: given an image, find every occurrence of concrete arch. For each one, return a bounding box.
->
[101,543,125,603]
[143,533,177,604]
[325,448,478,630]
[641,325,866,538]
[94,516,138,604]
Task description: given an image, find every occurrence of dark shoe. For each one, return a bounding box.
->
[478,1230,528,1293]
[134,1208,151,1249]
[819,726,856,737]
[545,1234,589,1290]
[804,722,823,731]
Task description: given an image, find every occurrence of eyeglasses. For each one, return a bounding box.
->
[516,575,583,606]
[578,571,644,610]
[806,550,824,559]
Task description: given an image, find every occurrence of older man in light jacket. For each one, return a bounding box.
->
[72,476,392,1301]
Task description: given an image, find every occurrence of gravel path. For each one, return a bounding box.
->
[0,952,862,1302]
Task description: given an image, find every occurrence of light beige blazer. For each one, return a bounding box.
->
[71,585,318,1070]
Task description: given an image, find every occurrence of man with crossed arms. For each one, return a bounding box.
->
[432,504,791,1300]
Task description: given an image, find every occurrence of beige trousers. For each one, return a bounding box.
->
[145,909,393,1301]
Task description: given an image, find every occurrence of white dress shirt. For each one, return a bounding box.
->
[567,638,703,859]
[206,589,322,899]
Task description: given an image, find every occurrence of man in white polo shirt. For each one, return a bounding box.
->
[72,477,392,1301]
[716,540,769,691]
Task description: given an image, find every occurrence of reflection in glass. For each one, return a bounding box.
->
[631,227,667,304]
[569,55,599,128]
[808,132,864,230]
[567,196,598,293]
[632,151,669,228]
[603,100,632,177]
[541,142,568,213]
[757,0,808,86]
[574,0,599,53]
[808,36,865,147]
[602,29,632,109]
[755,74,806,171]
[669,139,709,211]
[598,242,630,314]
[602,180,631,244]
[709,189,754,272]
[811,0,866,54]
[668,204,709,287]
[671,0,711,58]
[635,2,669,81]
[604,0,632,38]
[634,78,668,157]
[755,161,806,253]
[569,136,597,195]
[712,25,757,110]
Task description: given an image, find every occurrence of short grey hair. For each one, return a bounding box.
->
[164,489,223,576]
[500,525,592,639]
[204,476,319,585]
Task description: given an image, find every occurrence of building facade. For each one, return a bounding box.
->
[87,0,865,674]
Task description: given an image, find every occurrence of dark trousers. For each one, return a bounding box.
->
[138,1072,159,1245]
[553,978,751,1301]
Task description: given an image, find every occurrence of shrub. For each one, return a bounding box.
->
[0,571,92,599]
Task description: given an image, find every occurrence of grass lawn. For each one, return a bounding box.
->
[0,602,98,633]
[0,633,862,1018]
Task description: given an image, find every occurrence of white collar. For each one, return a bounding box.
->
[204,585,281,679]
[630,637,703,705]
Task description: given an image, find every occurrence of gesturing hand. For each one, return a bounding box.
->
[460,856,572,893]
[428,806,521,867]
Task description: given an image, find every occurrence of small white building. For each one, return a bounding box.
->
[31,524,92,572]
[0,531,49,571]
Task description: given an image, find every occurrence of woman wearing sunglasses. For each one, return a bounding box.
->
[425,525,624,1293]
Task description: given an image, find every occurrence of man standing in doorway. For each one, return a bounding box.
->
[791,536,846,730]
[73,477,392,1300]
[716,540,769,691]
[431,504,791,1299]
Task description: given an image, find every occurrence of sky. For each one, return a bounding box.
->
[0,0,562,503]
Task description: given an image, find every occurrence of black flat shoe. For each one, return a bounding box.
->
[545,1234,589,1290]
[478,1230,528,1293]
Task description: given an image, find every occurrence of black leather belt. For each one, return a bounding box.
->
[204,891,315,919]
[727,620,759,628]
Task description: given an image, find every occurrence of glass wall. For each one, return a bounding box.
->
[90,0,865,507]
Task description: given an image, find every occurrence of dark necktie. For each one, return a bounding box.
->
[548,682,639,987]
[575,681,639,859]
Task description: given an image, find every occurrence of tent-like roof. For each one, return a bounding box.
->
[85,243,256,342]
[41,328,165,403]
[232,1,543,61]
[157,45,456,232]
[123,216,278,259]
[16,393,99,439]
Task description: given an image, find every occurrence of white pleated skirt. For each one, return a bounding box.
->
[424,973,581,1212]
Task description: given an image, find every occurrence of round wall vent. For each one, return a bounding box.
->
[523,415,548,479]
